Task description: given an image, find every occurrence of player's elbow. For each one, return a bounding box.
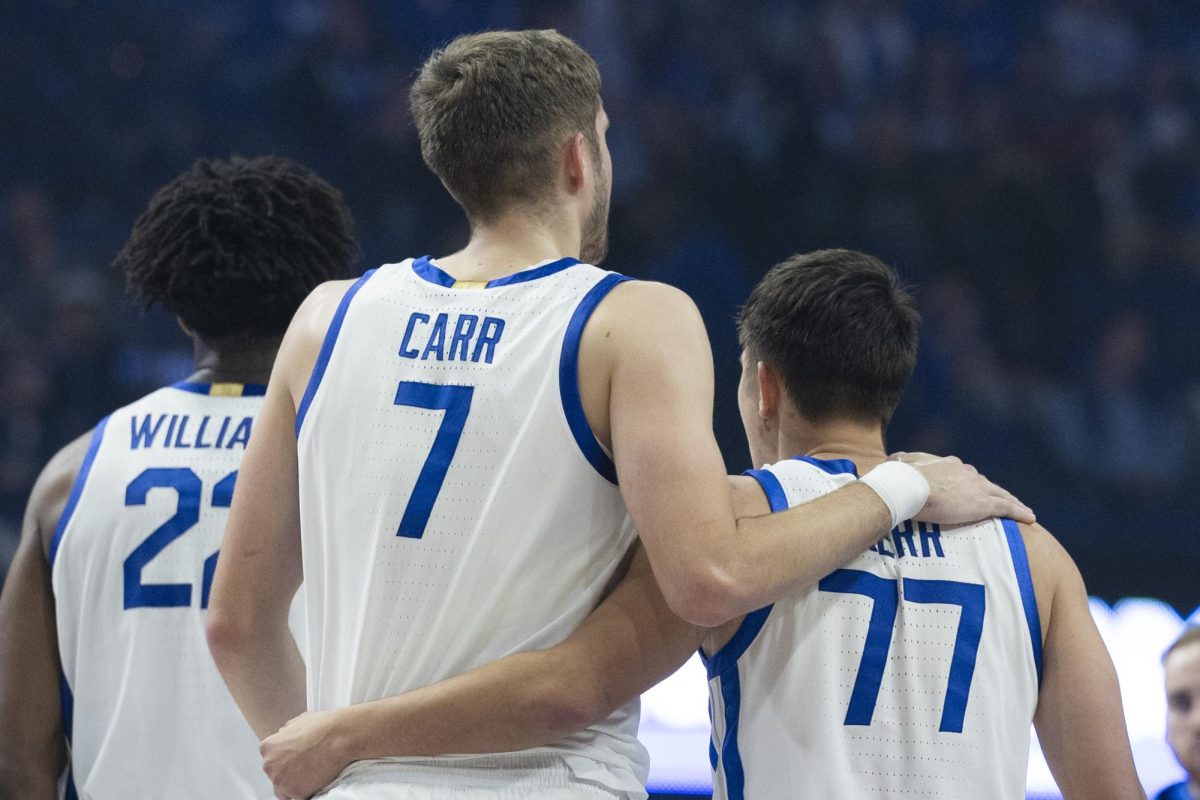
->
[660,563,743,628]
[204,602,256,669]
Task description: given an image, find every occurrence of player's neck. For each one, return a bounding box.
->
[775,415,886,475]
[187,336,281,386]
[436,210,582,281]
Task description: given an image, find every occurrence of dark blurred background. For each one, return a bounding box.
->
[1,0,1197,611]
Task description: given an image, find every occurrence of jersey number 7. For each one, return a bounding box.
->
[820,568,986,734]
[392,381,474,539]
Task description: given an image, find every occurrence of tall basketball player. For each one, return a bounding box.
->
[207,31,1031,799]
[0,157,359,799]
[259,250,1142,800]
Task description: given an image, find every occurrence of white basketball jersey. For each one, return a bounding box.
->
[706,456,1042,800]
[296,257,646,795]
[50,381,274,799]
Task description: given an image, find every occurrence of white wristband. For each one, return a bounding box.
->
[860,461,930,529]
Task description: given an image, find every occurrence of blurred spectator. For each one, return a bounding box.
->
[1158,627,1200,800]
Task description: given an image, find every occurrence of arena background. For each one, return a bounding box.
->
[1,0,1197,797]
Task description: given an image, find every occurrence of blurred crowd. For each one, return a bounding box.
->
[1,0,1198,606]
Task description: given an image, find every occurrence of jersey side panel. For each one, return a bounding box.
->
[296,260,644,793]
[716,458,1039,800]
[51,386,272,798]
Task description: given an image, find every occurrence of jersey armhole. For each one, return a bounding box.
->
[1001,517,1044,686]
[294,268,378,435]
[699,468,784,680]
[47,416,110,569]
[558,273,631,485]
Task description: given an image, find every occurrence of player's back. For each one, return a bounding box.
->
[706,456,1041,799]
[50,381,274,799]
[296,256,644,791]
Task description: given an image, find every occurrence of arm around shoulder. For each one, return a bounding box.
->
[1024,522,1146,800]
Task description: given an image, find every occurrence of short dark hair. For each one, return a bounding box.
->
[410,30,601,222]
[738,249,919,426]
[1164,626,1200,665]
[116,156,359,344]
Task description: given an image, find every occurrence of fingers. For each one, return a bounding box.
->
[989,493,1036,524]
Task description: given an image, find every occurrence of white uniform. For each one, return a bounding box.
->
[706,456,1042,800]
[296,257,644,798]
[50,381,274,800]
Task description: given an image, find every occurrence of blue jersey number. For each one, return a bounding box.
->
[123,468,237,609]
[392,381,474,539]
[819,568,986,733]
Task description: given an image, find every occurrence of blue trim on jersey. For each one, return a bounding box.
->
[485,257,580,287]
[170,381,267,397]
[790,455,859,476]
[699,467,786,679]
[61,675,77,799]
[1155,782,1195,800]
[1002,517,1044,685]
[47,417,109,568]
[295,269,378,435]
[716,668,749,800]
[558,273,631,484]
[411,256,457,287]
[743,468,789,513]
[702,605,772,680]
[411,255,582,289]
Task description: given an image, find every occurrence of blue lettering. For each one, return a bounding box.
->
[173,416,192,449]
[226,417,253,449]
[130,415,166,449]
[214,416,231,449]
[193,416,213,449]
[471,317,505,363]
[449,314,479,361]
[875,536,895,558]
[399,313,430,359]
[163,415,179,446]
[421,313,449,361]
[919,523,944,558]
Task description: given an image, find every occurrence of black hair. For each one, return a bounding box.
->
[737,249,920,426]
[115,156,360,344]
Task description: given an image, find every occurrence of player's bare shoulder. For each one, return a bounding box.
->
[278,278,362,400]
[28,430,95,557]
[1013,520,1080,641]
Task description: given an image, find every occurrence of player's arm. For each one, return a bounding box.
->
[0,433,89,799]
[259,545,706,799]
[206,280,354,739]
[1024,522,1146,800]
[594,282,1033,626]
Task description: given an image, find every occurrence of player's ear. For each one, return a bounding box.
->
[757,361,780,421]
[564,132,588,193]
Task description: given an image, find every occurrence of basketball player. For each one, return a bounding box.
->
[207,32,1030,798]
[0,156,359,799]
[1158,627,1200,800]
[258,250,1141,800]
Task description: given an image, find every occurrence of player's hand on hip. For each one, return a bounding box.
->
[891,452,1035,525]
[261,709,349,800]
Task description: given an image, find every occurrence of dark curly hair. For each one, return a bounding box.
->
[115,156,360,343]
